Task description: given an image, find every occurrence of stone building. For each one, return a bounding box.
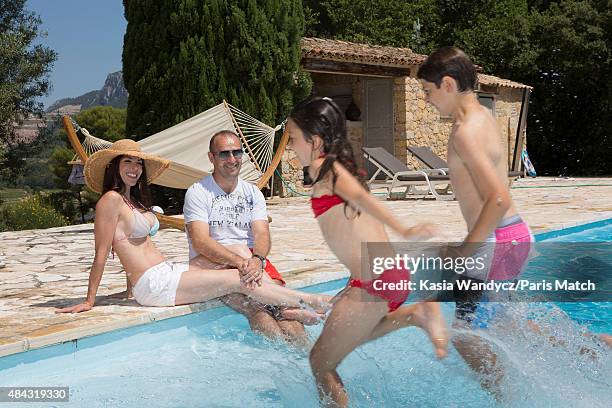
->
[278,38,532,196]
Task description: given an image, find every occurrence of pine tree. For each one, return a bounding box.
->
[122,0,310,138]
[0,0,56,144]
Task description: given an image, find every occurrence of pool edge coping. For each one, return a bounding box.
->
[533,216,612,241]
[0,270,349,358]
[2,216,611,359]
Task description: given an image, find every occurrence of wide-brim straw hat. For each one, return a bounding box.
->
[84,139,170,193]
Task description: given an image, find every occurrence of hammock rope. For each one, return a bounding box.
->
[69,127,113,164]
[227,102,276,174]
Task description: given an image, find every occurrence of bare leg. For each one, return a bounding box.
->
[599,334,612,347]
[190,248,310,343]
[366,302,448,358]
[277,319,309,347]
[527,320,612,356]
[284,279,448,354]
[453,320,504,402]
[107,271,134,299]
[280,308,326,325]
[222,293,286,339]
[174,267,331,310]
[263,278,309,345]
[310,288,390,408]
[309,290,449,406]
[221,272,286,339]
[221,279,307,345]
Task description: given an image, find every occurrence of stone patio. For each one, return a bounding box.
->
[1,177,611,358]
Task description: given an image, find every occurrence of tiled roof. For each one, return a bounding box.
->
[301,37,427,67]
[301,37,531,89]
[477,73,532,90]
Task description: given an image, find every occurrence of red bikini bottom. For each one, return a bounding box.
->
[349,267,411,312]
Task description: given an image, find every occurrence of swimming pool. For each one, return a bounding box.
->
[529,219,612,334]
[1,220,610,407]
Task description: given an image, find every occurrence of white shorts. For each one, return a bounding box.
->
[133,261,188,307]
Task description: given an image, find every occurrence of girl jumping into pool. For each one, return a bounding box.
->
[56,140,330,315]
[285,97,448,407]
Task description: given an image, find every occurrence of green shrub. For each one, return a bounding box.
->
[41,190,78,222]
[0,195,69,231]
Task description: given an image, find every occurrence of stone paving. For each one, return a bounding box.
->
[1,177,611,357]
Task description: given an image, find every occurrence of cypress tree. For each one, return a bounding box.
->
[122,0,310,138]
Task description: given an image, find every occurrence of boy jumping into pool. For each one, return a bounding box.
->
[417,47,534,399]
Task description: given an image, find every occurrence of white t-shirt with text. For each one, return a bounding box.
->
[183,175,267,259]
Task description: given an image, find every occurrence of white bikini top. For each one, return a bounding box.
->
[123,197,159,239]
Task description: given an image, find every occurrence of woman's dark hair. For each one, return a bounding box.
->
[289,97,367,192]
[417,46,478,92]
[102,155,152,210]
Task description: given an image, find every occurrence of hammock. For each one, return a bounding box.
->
[64,101,289,230]
[65,101,287,190]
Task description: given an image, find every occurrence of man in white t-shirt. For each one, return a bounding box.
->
[184,130,307,343]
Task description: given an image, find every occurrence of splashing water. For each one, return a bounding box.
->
[1,222,610,407]
[0,293,609,407]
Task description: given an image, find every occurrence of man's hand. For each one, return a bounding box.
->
[236,257,250,273]
[55,301,93,314]
[240,257,264,289]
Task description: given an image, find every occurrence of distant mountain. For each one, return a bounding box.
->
[46,71,128,113]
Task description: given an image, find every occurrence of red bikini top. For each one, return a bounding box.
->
[310,153,347,217]
[311,194,345,218]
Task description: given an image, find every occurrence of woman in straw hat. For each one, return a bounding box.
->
[56,139,330,314]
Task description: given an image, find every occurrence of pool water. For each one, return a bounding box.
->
[532,221,612,333]
[1,221,610,407]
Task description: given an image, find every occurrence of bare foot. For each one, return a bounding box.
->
[316,294,334,311]
[280,308,326,325]
[599,334,612,347]
[412,302,449,359]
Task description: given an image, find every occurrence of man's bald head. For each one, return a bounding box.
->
[209,130,240,153]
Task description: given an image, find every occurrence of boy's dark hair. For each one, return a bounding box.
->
[417,47,478,92]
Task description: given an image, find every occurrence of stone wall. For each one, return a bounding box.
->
[278,148,305,197]
[395,77,454,170]
[277,74,525,197]
[493,87,525,167]
[277,73,365,197]
[401,77,525,170]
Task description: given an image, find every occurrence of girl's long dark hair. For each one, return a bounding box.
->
[289,97,367,192]
[102,155,152,210]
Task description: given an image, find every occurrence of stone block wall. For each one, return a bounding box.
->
[347,121,364,168]
[277,148,304,197]
[277,74,526,197]
[398,76,453,170]
[277,74,365,197]
[401,78,525,170]
[494,87,524,167]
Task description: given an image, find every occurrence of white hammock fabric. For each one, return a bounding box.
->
[71,101,277,189]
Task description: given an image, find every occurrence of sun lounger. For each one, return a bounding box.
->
[362,147,454,200]
[407,146,522,178]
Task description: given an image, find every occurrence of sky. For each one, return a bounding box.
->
[27,0,126,109]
